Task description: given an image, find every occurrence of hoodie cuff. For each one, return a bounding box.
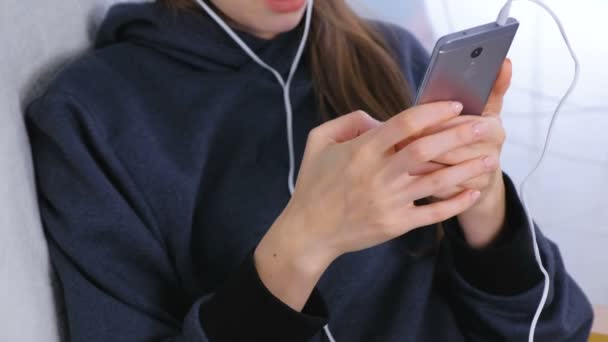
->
[199,250,328,342]
[443,172,543,296]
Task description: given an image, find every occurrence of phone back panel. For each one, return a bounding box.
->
[415,19,519,114]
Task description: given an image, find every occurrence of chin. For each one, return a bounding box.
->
[252,8,307,38]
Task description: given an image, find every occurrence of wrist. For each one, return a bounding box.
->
[254,204,335,311]
[457,171,507,248]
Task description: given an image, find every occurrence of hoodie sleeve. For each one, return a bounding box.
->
[438,173,594,340]
[26,92,327,342]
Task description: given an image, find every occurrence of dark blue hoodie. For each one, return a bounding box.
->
[26,2,593,341]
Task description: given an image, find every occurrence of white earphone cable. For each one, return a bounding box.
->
[324,324,337,342]
[191,1,339,341]
[192,0,312,196]
[497,1,580,341]
[193,1,578,341]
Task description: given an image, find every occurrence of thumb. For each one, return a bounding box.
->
[483,58,512,117]
[309,110,381,150]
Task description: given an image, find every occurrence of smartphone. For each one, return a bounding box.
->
[415,18,519,115]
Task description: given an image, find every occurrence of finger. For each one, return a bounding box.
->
[371,101,463,153]
[403,155,497,202]
[408,161,447,176]
[308,110,381,153]
[433,143,496,166]
[483,58,512,117]
[400,113,496,152]
[433,144,485,166]
[431,118,504,165]
[458,175,493,192]
[423,115,502,149]
[408,189,481,228]
[409,115,478,139]
[431,175,491,200]
[432,186,466,200]
[385,120,488,178]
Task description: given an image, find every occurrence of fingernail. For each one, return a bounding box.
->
[472,121,488,136]
[483,156,498,169]
[471,191,481,202]
[452,102,463,114]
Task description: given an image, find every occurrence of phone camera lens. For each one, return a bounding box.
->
[471,47,483,58]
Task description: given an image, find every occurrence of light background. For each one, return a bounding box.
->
[352,0,608,305]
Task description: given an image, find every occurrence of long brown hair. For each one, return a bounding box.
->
[157,0,442,250]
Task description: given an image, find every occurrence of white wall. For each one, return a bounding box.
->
[0,1,149,340]
[353,0,608,305]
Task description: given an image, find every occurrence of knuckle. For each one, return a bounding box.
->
[407,143,430,162]
[490,118,506,140]
[397,115,419,136]
[497,129,507,144]
[429,175,446,190]
[477,158,488,170]
[486,117,506,144]
[461,178,477,189]
[307,126,322,142]
[474,159,489,175]
[458,124,475,143]
[464,178,485,192]
[353,110,370,120]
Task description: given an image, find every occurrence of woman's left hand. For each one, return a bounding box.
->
[407,59,513,248]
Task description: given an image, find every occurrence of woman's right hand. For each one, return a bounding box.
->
[254,101,498,311]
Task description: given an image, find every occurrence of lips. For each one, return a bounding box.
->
[265,0,306,14]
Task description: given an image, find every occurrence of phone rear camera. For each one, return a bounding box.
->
[471,47,483,58]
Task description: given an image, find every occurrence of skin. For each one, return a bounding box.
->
[208,0,511,311]
[208,0,307,39]
[406,59,512,248]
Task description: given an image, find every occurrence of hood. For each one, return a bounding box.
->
[96,1,303,73]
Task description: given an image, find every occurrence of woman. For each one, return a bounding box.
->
[26,0,593,341]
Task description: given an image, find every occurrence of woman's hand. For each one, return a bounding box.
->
[407,59,513,248]
[255,101,498,311]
